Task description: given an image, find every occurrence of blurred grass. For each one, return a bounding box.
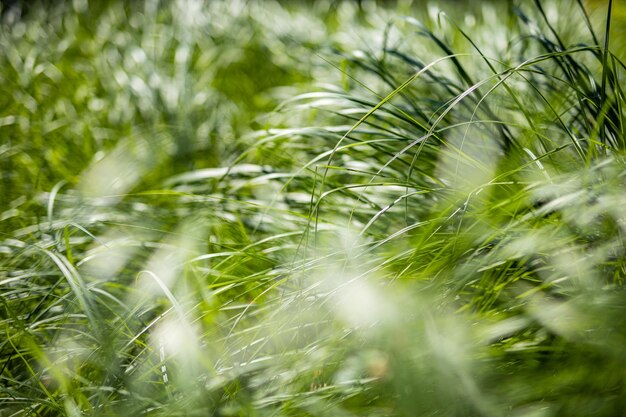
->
[1,0,625,416]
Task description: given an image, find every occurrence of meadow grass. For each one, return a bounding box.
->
[1,1,625,416]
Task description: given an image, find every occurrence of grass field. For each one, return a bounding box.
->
[1,1,625,416]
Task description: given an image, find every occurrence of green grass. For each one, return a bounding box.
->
[1,0,625,416]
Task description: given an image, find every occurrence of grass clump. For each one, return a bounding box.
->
[1,0,625,416]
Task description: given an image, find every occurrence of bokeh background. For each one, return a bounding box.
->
[1,1,625,416]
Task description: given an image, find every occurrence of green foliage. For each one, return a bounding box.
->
[1,0,625,416]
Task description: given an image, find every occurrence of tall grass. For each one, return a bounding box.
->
[1,0,625,416]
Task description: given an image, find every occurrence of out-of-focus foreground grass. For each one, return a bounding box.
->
[1,1,625,416]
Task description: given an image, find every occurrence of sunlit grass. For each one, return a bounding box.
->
[1,0,625,416]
